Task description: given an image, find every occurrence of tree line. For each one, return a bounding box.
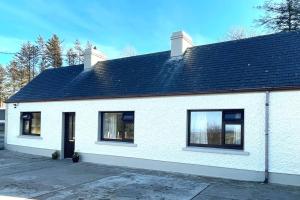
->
[0,35,92,105]
[0,0,300,105]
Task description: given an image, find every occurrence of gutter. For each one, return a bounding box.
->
[6,86,300,104]
[264,91,270,183]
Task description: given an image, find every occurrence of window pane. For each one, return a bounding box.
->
[122,112,134,122]
[124,123,134,140]
[31,113,41,135]
[225,124,241,145]
[190,111,222,145]
[23,120,30,134]
[103,113,121,140]
[68,114,75,140]
[0,123,4,132]
[102,112,134,141]
[21,112,41,136]
[224,112,242,120]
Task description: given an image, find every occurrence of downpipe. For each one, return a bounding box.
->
[264,91,270,184]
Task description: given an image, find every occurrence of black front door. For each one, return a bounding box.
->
[64,112,75,158]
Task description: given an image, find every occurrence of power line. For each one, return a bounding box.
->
[0,51,80,57]
[0,51,16,55]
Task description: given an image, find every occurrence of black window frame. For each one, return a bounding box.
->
[187,109,244,149]
[100,111,134,143]
[20,112,41,136]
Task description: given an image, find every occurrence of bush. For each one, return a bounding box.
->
[72,152,80,163]
[52,151,59,160]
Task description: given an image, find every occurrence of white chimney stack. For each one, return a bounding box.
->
[84,47,106,70]
[170,31,193,57]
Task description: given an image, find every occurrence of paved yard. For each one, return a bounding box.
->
[0,150,299,200]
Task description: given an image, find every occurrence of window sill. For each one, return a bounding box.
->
[182,147,249,155]
[95,141,137,147]
[18,135,43,140]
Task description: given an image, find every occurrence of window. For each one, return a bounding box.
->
[21,112,41,136]
[100,112,134,143]
[188,110,243,149]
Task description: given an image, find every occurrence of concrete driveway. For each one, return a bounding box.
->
[0,150,299,200]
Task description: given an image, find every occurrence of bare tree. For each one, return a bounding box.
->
[65,48,77,65]
[6,60,22,95]
[74,39,84,64]
[15,42,39,82]
[85,41,93,49]
[224,27,257,41]
[65,39,85,65]
[0,65,7,105]
[120,45,137,57]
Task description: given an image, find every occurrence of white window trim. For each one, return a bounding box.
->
[182,146,249,155]
[17,135,43,140]
[95,141,137,147]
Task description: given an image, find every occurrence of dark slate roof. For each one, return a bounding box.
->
[7,31,300,103]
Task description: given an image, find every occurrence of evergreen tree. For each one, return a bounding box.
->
[46,34,63,67]
[36,35,48,72]
[257,0,300,32]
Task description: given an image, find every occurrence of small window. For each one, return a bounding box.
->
[188,110,243,149]
[100,112,134,143]
[224,112,242,120]
[21,112,41,136]
[225,124,241,145]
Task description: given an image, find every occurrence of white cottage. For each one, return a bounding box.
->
[5,31,300,186]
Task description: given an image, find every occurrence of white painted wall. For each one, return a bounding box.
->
[6,104,63,151]
[6,91,300,177]
[7,92,268,173]
[269,91,300,175]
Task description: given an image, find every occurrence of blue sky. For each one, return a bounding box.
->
[0,0,264,65]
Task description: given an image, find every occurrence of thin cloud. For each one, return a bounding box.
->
[0,36,25,52]
[0,1,55,32]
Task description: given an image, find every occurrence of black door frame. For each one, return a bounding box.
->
[62,112,75,158]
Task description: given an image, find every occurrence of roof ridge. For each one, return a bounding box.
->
[43,64,84,71]
[96,50,170,65]
[188,30,300,51]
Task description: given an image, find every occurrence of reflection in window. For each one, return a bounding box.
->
[21,112,41,136]
[190,112,222,145]
[225,124,241,145]
[189,110,243,149]
[224,113,242,120]
[101,112,134,142]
